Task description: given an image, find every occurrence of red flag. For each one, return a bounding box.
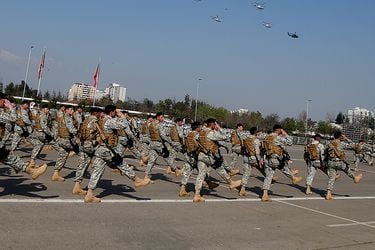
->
[93,64,100,88]
[37,51,46,80]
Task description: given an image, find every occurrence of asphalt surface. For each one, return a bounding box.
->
[1,144,375,250]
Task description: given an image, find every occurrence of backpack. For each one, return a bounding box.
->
[307,143,320,161]
[263,134,283,156]
[243,136,256,156]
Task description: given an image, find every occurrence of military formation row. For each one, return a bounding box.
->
[0,92,366,202]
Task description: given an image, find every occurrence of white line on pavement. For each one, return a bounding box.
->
[327,221,375,228]
[1,196,375,203]
[276,200,375,229]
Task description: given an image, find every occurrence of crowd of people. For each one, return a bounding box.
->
[0,92,370,203]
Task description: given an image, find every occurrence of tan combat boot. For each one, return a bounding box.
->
[354,173,363,184]
[271,175,279,184]
[27,159,36,169]
[68,151,76,157]
[134,176,151,188]
[305,185,312,195]
[84,189,101,203]
[72,182,87,195]
[139,159,146,167]
[27,163,48,180]
[51,170,65,181]
[292,169,299,176]
[165,166,173,175]
[175,168,183,177]
[239,186,248,197]
[325,190,333,200]
[193,193,205,203]
[292,176,303,185]
[142,155,149,164]
[143,176,155,184]
[261,189,271,202]
[179,185,190,197]
[229,169,239,177]
[229,179,242,190]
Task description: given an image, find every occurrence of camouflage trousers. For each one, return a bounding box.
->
[166,144,187,170]
[53,137,74,171]
[74,142,96,183]
[87,145,136,190]
[306,160,326,186]
[1,153,27,173]
[10,132,27,152]
[1,127,12,144]
[229,145,243,170]
[327,160,355,191]
[181,152,197,186]
[262,155,293,191]
[354,153,369,167]
[145,141,165,178]
[195,152,231,194]
[29,132,49,160]
[241,155,259,186]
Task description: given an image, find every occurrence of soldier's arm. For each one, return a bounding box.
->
[276,135,292,146]
[40,115,53,136]
[66,116,78,135]
[0,109,16,123]
[159,124,171,143]
[318,143,325,160]
[207,129,227,142]
[119,119,136,140]
[22,109,32,125]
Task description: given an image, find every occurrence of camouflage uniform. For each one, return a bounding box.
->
[262,132,294,191]
[144,120,171,178]
[241,134,262,187]
[166,123,187,170]
[229,129,244,170]
[306,139,325,187]
[117,117,141,158]
[0,108,28,173]
[11,106,32,152]
[326,139,356,192]
[195,127,234,194]
[181,131,199,186]
[139,119,152,153]
[0,108,13,145]
[29,111,54,161]
[74,114,99,183]
[53,112,78,172]
[87,114,137,190]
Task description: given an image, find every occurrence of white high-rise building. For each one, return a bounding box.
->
[108,83,126,102]
[68,83,95,101]
[347,107,374,124]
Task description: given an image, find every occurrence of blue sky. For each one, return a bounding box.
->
[0,0,374,120]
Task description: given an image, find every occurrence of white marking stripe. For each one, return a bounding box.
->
[277,200,375,229]
[1,196,375,203]
[327,221,375,227]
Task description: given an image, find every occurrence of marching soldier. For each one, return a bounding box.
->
[139,115,153,166]
[84,105,150,203]
[165,118,185,176]
[353,140,373,169]
[72,105,84,131]
[193,118,242,202]
[51,105,78,181]
[0,92,47,180]
[228,123,244,176]
[305,134,326,195]
[325,131,363,200]
[72,107,103,195]
[28,104,54,167]
[238,127,264,196]
[142,112,174,182]
[10,100,32,154]
[261,124,303,202]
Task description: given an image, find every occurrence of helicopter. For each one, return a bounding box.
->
[210,15,223,23]
[253,2,265,10]
[287,32,299,38]
[262,22,272,28]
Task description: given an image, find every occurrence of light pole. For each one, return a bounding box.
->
[194,78,202,121]
[305,99,312,137]
[22,45,34,101]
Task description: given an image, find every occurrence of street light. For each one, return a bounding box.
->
[22,45,34,101]
[305,99,312,137]
[194,78,203,121]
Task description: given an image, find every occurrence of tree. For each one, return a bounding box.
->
[336,112,345,124]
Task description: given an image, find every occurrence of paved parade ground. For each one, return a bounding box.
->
[1,144,375,249]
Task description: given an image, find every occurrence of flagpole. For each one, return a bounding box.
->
[92,57,101,106]
[22,45,34,101]
[37,48,46,97]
